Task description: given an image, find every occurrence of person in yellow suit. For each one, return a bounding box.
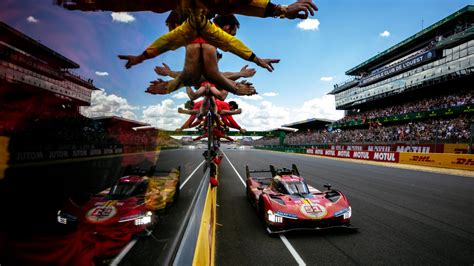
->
[117,0,318,71]
[146,13,258,96]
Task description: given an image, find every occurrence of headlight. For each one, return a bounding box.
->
[343,207,352,219]
[334,206,352,219]
[267,210,283,223]
[134,215,152,226]
[119,211,153,225]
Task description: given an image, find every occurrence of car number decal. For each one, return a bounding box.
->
[299,201,327,219]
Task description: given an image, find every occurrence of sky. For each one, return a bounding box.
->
[1,0,472,130]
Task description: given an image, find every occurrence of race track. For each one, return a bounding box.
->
[216,148,474,265]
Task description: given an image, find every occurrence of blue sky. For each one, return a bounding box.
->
[1,0,472,130]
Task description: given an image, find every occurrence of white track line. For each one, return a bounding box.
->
[111,160,205,266]
[279,235,307,266]
[222,152,245,186]
[111,239,138,266]
[180,160,206,190]
[222,151,306,266]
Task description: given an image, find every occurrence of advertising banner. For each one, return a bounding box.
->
[399,152,474,170]
[328,144,444,153]
[359,50,436,86]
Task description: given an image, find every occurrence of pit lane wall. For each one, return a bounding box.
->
[192,183,217,266]
[192,167,218,266]
[255,147,474,171]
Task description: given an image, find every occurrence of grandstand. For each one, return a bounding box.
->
[259,5,474,154]
[0,21,98,135]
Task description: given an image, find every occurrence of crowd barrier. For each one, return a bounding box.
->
[399,152,474,170]
[256,146,474,171]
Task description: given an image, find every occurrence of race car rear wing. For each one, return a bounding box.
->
[245,164,300,178]
[245,165,272,179]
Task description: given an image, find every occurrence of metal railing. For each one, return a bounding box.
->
[160,168,211,265]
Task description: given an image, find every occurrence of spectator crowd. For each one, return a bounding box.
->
[338,89,473,124]
[255,115,472,146]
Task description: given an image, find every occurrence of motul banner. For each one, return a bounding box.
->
[307,148,400,163]
[328,144,444,153]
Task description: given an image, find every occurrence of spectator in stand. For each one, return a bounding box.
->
[272,116,472,146]
[337,89,473,124]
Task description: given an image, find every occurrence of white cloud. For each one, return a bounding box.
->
[262,92,278,97]
[80,89,138,120]
[226,94,344,131]
[320,76,334,82]
[172,91,190,99]
[111,12,136,23]
[244,94,263,101]
[297,19,320,31]
[95,71,109,76]
[141,99,186,130]
[27,16,38,23]
[380,30,390,37]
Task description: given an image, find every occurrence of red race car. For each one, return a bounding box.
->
[82,167,180,260]
[246,164,353,234]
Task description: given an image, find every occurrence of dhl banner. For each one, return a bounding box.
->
[443,144,472,154]
[399,152,474,170]
[307,148,474,170]
[0,136,9,180]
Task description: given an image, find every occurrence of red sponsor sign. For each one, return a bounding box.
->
[328,144,444,153]
[324,150,336,156]
[336,150,351,158]
[306,148,314,154]
[352,151,370,160]
[314,149,324,155]
[371,152,399,162]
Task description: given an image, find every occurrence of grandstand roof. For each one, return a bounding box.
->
[346,5,474,75]
[0,21,79,69]
[282,118,334,130]
[92,116,150,128]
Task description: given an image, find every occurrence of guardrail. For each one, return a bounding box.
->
[256,146,474,171]
[159,168,211,265]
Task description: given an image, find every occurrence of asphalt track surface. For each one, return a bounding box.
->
[216,149,474,265]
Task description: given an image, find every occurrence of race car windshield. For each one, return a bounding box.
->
[283,181,309,195]
[109,183,140,198]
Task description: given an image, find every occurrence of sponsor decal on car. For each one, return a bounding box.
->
[299,200,327,219]
[86,201,118,223]
[275,211,298,219]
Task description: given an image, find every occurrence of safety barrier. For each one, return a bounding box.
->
[399,152,474,170]
[192,171,217,266]
[257,146,474,171]
[160,168,211,265]
[162,164,217,266]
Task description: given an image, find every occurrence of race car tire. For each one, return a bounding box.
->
[173,180,180,203]
[258,198,266,222]
[246,187,253,205]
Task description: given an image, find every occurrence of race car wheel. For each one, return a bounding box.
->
[258,198,266,222]
[173,181,180,203]
[246,187,253,205]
